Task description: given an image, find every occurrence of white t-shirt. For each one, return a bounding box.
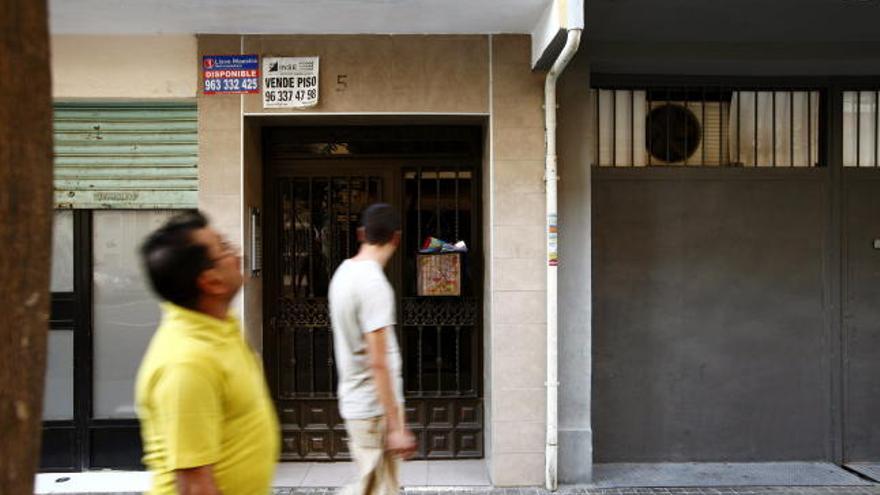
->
[328,259,404,420]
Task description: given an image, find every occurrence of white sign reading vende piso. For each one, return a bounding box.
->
[262,57,319,109]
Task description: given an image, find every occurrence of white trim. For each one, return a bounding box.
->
[485,32,496,484]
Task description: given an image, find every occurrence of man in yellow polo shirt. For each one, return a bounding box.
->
[135,211,279,495]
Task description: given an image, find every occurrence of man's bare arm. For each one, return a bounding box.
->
[365,327,416,457]
[176,465,221,495]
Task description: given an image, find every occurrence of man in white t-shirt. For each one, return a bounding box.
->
[328,203,417,495]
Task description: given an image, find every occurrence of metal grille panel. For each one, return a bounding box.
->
[593,88,821,168]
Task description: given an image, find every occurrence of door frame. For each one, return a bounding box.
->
[260,125,485,460]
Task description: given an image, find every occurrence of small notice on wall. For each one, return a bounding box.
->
[202,55,259,94]
[262,57,319,109]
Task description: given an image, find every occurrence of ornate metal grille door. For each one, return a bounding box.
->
[265,127,483,461]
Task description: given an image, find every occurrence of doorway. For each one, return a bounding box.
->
[262,125,485,460]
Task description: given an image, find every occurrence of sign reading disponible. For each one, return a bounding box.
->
[262,57,319,109]
[202,55,259,94]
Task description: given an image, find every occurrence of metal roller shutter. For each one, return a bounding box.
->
[53,102,198,209]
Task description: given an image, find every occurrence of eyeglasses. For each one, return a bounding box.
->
[210,238,240,263]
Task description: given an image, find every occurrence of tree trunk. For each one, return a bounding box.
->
[0,1,53,493]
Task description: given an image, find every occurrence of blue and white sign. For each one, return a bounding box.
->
[202,54,260,95]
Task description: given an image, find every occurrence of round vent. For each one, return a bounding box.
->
[646,104,702,163]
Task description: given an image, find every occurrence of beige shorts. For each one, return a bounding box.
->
[341,415,401,495]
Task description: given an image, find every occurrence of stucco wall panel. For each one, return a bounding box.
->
[241,35,488,114]
[194,33,545,486]
[51,35,197,99]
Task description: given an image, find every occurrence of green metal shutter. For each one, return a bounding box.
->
[53,102,198,209]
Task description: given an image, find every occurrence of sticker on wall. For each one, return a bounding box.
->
[548,213,559,266]
[262,56,319,109]
[202,54,260,94]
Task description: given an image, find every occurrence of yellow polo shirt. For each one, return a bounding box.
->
[135,303,279,495]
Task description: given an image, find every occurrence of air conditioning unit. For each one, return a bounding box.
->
[646,100,730,166]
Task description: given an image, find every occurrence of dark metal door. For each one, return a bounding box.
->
[264,126,484,461]
[842,170,880,462]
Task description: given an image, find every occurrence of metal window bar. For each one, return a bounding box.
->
[591,87,820,168]
[666,88,671,163]
[631,90,636,166]
[701,88,706,165]
[808,91,812,167]
[737,89,742,165]
[436,325,443,394]
[307,178,314,297]
[595,90,601,166]
[647,90,652,166]
[612,90,617,166]
[858,91,862,168]
[754,90,758,167]
[791,91,795,167]
[771,91,776,167]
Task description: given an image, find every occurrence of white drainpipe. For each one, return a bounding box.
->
[544,28,582,492]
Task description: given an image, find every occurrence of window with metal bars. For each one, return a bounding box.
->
[843,91,880,167]
[592,88,821,167]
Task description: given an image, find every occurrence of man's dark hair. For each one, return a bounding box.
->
[360,203,400,245]
[140,210,212,309]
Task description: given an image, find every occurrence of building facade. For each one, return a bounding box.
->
[42,0,880,487]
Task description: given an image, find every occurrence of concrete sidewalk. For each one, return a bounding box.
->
[36,462,880,495]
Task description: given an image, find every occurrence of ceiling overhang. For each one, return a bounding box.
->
[50,0,586,70]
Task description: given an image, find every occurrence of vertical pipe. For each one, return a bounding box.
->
[543,28,581,491]
[876,90,879,167]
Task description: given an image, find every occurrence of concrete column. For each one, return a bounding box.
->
[556,48,593,484]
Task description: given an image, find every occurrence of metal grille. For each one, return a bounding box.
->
[402,168,479,398]
[277,176,381,398]
[844,90,880,167]
[272,164,483,460]
[593,88,821,167]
